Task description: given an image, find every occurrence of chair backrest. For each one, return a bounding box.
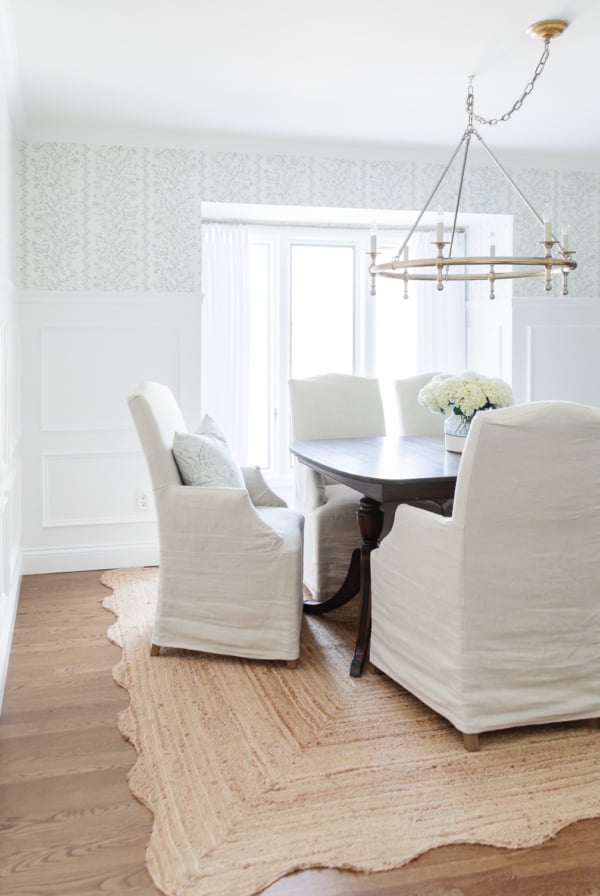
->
[128,381,186,491]
[289,373,386,440]
[395,372,444,436]
[452,401,600,635]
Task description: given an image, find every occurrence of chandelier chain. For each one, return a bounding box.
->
[469,40,551,126]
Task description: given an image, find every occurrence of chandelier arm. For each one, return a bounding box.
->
[448,133,472,260]
[375,255,575,270]
[377,271,560,282]
[472,130,549,235]
[395,132,470,260]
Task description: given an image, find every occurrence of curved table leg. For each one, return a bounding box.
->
[350,496,384,677]
[303,546,361,615]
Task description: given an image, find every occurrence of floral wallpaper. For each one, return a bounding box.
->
[17,139,600,297]
[19,141,203,292]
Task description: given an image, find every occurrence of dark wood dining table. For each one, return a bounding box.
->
[290,435,461,677]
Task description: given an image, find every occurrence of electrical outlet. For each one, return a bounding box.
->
[136,490,150,512]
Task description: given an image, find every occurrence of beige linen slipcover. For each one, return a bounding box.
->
[289,373,388,602]
[395,372,444,437]
[128,381,304,661]
[371,400,600,745]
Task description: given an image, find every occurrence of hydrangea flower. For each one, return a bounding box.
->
[418,371,513,421]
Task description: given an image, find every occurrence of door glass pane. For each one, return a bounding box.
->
[290,244,354,378]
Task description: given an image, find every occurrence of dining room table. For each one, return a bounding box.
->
[290,434,461,676]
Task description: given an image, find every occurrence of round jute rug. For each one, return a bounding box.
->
[101,567,600,896]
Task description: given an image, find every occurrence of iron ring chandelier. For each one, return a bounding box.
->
[369,19,577,300]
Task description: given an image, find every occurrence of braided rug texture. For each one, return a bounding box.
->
[101,567,600,896]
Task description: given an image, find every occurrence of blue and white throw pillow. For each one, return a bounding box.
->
[172,416,245,488]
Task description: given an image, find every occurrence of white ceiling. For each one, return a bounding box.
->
[4,0,600,156]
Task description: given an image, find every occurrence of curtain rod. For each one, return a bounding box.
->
[202,218,465,233]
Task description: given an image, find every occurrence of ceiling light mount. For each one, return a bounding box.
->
[527,19,568,41]
[369,18,576,301]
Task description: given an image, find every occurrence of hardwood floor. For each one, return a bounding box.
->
[1,571,600,896]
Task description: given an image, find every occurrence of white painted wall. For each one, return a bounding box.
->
[0,61,20,709]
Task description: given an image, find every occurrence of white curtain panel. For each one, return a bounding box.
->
[201,222,250,462]
[413,229,466,374]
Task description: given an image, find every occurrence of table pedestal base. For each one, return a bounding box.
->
[303,496,384,677]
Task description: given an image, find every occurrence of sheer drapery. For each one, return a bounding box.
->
[413,229,466,374]
[201,222,250,462]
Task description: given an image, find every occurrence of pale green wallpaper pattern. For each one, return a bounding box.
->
[17,140,600,296]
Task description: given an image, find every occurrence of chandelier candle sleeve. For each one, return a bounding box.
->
[370,224,377,253]
[436,212,444,243]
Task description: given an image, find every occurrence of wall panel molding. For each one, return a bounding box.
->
[18,285,201,574]
[524,324,600,404]
[40,323,182,432]
[42,449,156,527]
[512,298,600,406]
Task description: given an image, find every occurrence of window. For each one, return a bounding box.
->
[246,225,367,478]
[289,244,356,378]
[202,205,473,486]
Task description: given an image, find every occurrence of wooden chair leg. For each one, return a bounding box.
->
[286,659,298,669]
[462,733,480,752]
[150,643,161,657]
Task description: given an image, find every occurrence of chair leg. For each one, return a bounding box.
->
[150,643,161,657]
[462,733,480,752]
[286,659,298,669]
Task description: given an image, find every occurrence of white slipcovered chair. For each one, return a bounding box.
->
[371,401,600,751]
[289,373,387,602]
[128,381,305,663]
[395,372,452,516]
[395,372,444,436]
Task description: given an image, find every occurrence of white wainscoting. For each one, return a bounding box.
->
[0,309,23,712]
[18,290,203,574]
[41,324,182,431]
[42,450,155,526]
[512,298,600,406]
[0,465,23,705]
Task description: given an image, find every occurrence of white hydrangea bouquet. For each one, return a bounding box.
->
[418,371,513,422]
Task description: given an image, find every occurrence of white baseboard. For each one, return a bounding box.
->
[0,554,23,714]
[21,542,159,575]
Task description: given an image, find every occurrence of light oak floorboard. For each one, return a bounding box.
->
[1,570,599,896]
